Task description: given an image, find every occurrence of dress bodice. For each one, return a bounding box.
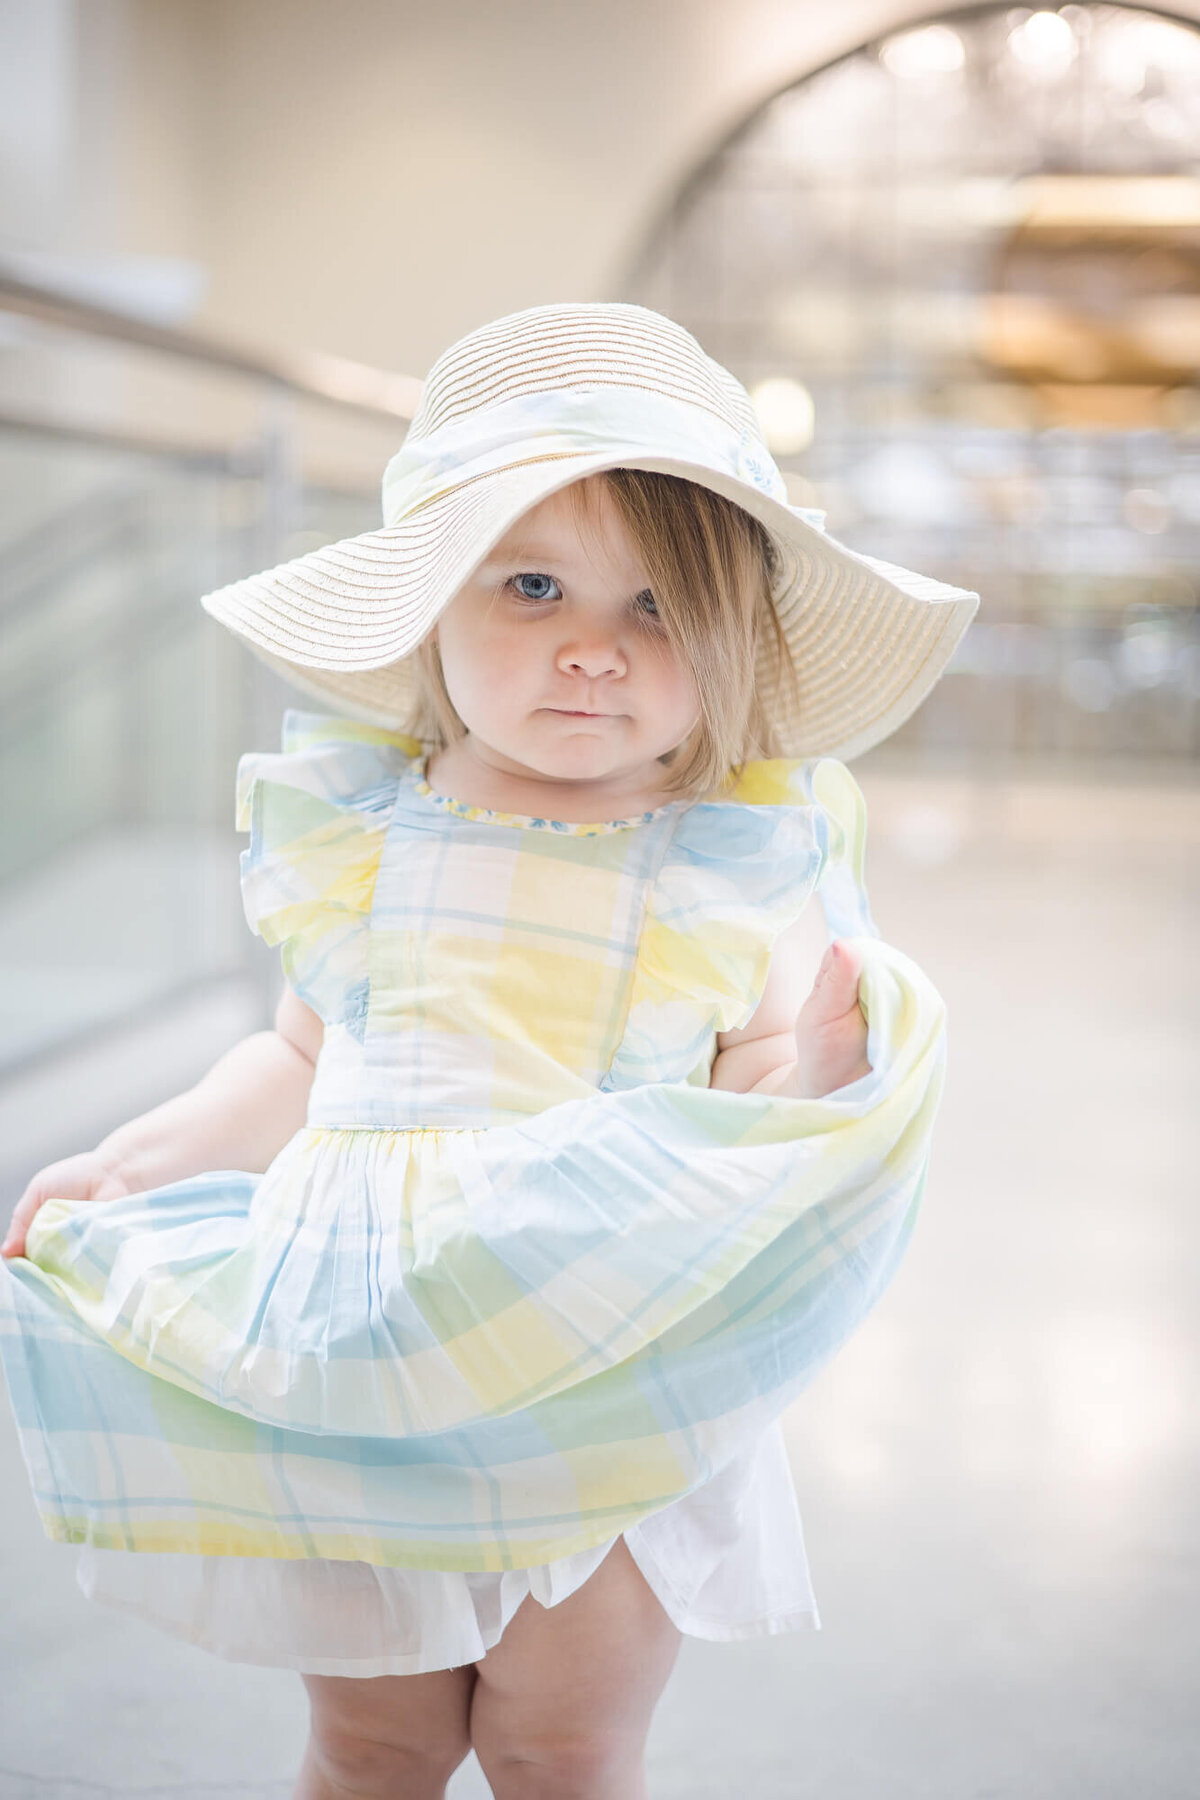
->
[235,711,874,1131]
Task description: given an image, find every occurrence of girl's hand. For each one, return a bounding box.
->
[2,1151,134,1260]
[789,940,871,1098]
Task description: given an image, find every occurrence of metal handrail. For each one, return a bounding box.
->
[0,403,383,492]
[0,266,423,423]
[0,404,255,472]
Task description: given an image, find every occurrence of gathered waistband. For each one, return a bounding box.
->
[299,1123,482,1140]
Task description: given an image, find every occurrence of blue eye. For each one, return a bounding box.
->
[512,573,562,602]
[635,589,659,618]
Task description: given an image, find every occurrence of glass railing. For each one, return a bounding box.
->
[0,272,415,1075]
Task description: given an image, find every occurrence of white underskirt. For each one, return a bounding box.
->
[75,1421,819,1677]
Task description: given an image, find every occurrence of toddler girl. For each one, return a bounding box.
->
[0,303,976,1800]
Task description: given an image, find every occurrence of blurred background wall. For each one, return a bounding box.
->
[6,0,1000,366]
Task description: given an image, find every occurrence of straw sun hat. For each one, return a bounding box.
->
[200,302,979,760]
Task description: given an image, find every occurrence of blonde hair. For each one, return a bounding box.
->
[410,470,799,799]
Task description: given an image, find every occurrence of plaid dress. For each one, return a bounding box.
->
[1,710,946,1667]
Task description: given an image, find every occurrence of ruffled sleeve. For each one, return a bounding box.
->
[603,757,873,1089]
[235,710,419,1035]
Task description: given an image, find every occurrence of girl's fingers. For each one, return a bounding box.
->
[2,1179,57,1258]
[1,1193,40,1259]
[3,1153,131,1257]
[805,940,863,1023]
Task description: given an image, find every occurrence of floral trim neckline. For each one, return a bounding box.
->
[411,758,684,836]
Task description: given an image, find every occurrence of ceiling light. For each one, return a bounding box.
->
[750,377,816,454]
[879,24,965,77]
[1007,10,1077,75]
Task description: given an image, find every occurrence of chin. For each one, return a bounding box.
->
[531,744,629,782]
[539,745,620,776]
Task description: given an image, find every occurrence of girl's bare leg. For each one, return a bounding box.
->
[469,1538,683,1800]
[295,1665,476,1799]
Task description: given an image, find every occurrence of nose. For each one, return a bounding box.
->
[556,636,626,680]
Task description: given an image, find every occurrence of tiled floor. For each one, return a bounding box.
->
[1,763,1196,1798]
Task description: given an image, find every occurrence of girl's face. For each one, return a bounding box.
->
[432,480,700,791]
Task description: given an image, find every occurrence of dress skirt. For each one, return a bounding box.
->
[74,1418,818,1676]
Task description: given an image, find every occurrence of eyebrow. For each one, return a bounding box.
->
[478,540,575,565]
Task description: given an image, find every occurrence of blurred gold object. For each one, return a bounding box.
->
[976,175,1200,426]
[1033,385,1171,430]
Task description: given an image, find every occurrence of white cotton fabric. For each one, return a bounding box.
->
[75,1420,818,1676]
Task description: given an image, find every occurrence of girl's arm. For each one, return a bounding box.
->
[2,988,325,1259]
[709,904,869,1099]
[97,985,325,1190]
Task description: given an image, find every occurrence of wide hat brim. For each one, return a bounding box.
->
[200,448,978,762]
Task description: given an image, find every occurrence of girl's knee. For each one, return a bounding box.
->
[475,1723,643,1799]
[301,1671,472,1797]
[304,1724,468,1796]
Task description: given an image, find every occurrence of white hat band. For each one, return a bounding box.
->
[382,385,824,530]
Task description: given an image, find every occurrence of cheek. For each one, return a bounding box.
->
[645,646,700,723]
[437,609,532,712]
